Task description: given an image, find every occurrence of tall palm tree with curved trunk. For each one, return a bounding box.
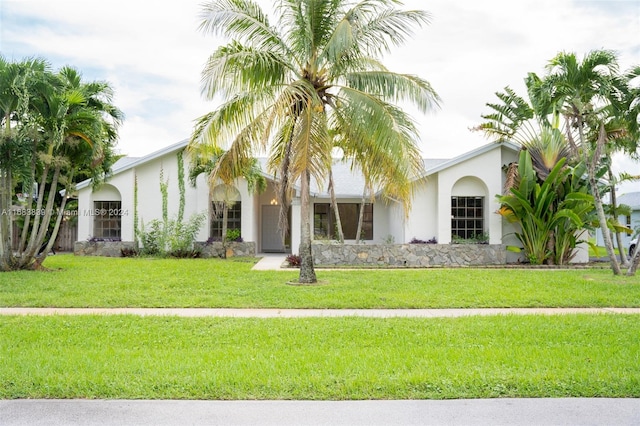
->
[191,0,440,283]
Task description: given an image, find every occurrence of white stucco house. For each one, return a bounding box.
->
[75,138,588,263]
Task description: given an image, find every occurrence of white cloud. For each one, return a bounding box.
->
[1,0,638,184]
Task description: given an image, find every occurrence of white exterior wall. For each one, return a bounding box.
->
[77,148,257,244]
[444,149,501,244]
[76,142,522,256]
[77,172,133,241]
[372,199,391,244]
[388,202,406,244]
[133,152,210,241]
[404,176,438,243]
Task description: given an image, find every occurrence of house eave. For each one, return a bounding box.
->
[75,138,189,191]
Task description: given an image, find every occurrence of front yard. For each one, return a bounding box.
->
[1,255,639,400]
[1,255,639,308]
[1,315,639,399]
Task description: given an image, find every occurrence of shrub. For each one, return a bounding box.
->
[139,219,164,255]
[451,232,488,245]
[226,229,243,242]
[139,213,206,257]
[120,247,139,257]
[410,237,437,244]
[285,254,302,267]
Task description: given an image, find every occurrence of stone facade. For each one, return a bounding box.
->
[195,241,257,258]
[74,241,138,257]
[75,241,256,258]
[311,242,507,267]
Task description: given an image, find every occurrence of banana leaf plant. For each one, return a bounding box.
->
[497,149,594,265]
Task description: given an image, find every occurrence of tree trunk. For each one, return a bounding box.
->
[23,165,59,266]
[328,169,343,242]
[298,169,317,284]
[221,202,228,259]
[589,125,620,275]
[34,190,69,269]
[19,148,39,254]
[355,187,368,244]
[0,168,14,271]
[626,245,640,276]
[608,170,628,267]
[24,163,50,257]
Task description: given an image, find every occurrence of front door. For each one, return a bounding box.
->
[261,205,285,252]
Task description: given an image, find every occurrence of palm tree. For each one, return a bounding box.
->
[0,57,51,271]
[188,144,266,257]
[478,50,640,274]
[541,50,631,274]
[191,0,440,283]
[2,63,122,270]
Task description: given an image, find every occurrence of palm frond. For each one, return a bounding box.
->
[199,0,287,54]
[349,6,431,57]
[201,41,292,99]
[345,71,440,113]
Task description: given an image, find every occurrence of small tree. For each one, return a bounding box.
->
[187,145,266,257]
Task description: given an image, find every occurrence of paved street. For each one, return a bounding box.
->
[2,398,640,426]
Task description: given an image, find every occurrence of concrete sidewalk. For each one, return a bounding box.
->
[2,398,639,425]
[251,253,288,270]
[2,307,640,317]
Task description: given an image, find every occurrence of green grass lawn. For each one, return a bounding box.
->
[1,314,638,400]
[0,255,638,308]
[2,255,639,400]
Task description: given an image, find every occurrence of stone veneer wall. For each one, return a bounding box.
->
[311,242,507,267]
[75,241,256,258]
[74,241,138,257]
[195,241,256,258]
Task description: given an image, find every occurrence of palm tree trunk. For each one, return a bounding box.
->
[34,189,68,269]
[19,145,39,254]
[590,125,620,275]
[298,169,317,284]
[35,170,75,269]
[24,163,50,257]
[24,164,59,266]
[355,187,368,244]
[0,168,13,271]
[608,169,629,267]
[277,124,295,243]
[627,246,640,276]
[328,169,343,242]
[221,202,228,259]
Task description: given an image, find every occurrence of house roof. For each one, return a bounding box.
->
[75,139,520,198]
[75,139,189,190]
[618,192,640,209]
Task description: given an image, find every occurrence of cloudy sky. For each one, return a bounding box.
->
[1,0,639,191]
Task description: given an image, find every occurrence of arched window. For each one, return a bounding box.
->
[451,177,488,241]
[92,184,122,240]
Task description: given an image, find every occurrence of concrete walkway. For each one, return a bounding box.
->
[2,307,640,317]
[2,398,639,425]
[251,253,288,270]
